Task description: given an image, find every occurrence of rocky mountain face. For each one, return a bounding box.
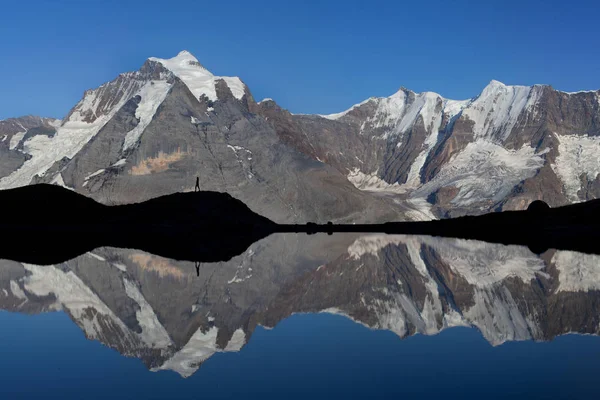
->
[0,51,399,223]
[258,81,600,218]
[0,116,60,179]
[1,50,599,220]
[1,234,599,376]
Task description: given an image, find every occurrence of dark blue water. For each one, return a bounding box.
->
[1,311,599,399]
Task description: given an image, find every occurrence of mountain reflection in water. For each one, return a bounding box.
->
[1,233,599,380]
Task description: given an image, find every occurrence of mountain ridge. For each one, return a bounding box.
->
[1,50,599,222]
[316,79,599,125]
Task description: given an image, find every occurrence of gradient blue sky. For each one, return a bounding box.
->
[1,0,599,119]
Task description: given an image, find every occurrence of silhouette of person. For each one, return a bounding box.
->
[195,177,200,192]
[195,261,200,277]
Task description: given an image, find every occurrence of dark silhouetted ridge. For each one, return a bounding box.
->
[0,184,276,264]
[1,184,599,265]
[279,198,600,255]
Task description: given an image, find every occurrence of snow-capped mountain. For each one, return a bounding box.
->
[1,234,599,377]
[258,80,600,218]
[0,116,61,180]
[2,50,600,220]
[0,50,399,223]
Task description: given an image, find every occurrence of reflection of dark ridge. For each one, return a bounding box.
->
[1,184,600,265]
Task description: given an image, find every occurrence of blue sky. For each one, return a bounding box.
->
[1,0,599,119]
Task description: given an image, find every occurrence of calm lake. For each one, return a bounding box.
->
[1,233,599,399]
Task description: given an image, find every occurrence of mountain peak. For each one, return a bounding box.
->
[149,50,211,76]
[482,80,535,94]
[488,79,506,87]
[395,86,414,94]
[147,51,246,102]
[480,80,510,95]
[176,49,194,57]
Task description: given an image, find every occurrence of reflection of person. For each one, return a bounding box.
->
[195,177,200,192]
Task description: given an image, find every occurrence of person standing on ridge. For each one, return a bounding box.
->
[195,177,200,192]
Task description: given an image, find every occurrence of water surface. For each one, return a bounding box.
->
[1,233,599,399]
